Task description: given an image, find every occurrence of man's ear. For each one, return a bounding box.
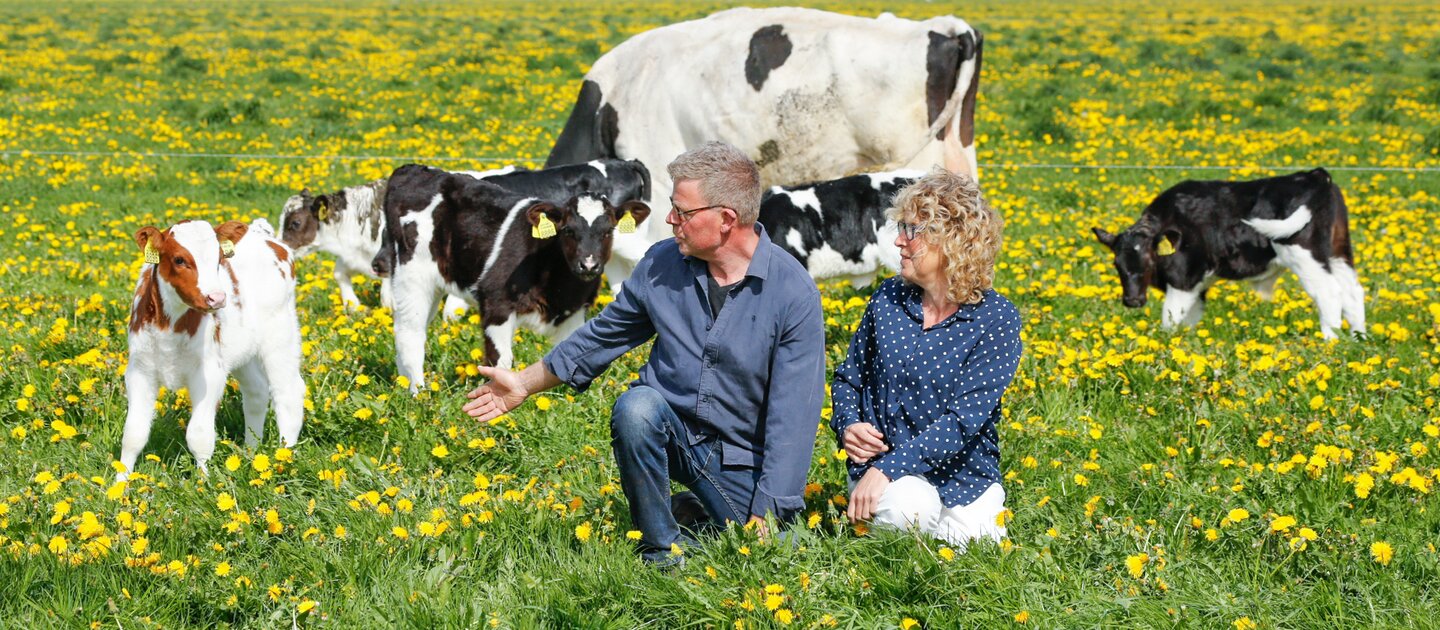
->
[1092,227,1117,249]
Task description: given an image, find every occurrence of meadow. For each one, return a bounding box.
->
[1,0,1439,627]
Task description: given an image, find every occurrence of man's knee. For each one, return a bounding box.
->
[611,386,669,444]
[872,475,942,531]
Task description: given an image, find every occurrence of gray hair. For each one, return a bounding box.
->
[666,141,761,224]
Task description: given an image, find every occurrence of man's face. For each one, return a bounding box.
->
[667,179,727,259]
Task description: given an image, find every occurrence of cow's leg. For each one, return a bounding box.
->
[1330,258,1367,336]
[379,277,394,310]
[1275,244,1344,339]
[117,368,160,482]
[261,342,306,447]
[392,270,438,394]
[603,256,636,297]
[547,310,588,347]
[1161,285,1205,329]
[334,262,361,310]
[1249,265,1283,302]
[482,312,518,369]
[848,273,876,290]
[233,359,270,448]
[440,293,470,321]
[183,364,227,475]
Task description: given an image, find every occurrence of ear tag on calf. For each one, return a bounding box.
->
[532,215,557,239]
[143,241,159,265]
[617,211,637,234]
[1156,236,1176,256]
[220,239,236,258]
[316,201,330,222]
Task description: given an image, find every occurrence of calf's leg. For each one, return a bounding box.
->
[117,369,159,482]
[334,262,361,310]
[234,359,270,448]
[184,363,228,475]
[392,269,439,393]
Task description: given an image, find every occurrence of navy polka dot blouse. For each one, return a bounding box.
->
[830,277,1023,508]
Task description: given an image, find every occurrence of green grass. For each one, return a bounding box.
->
[1,0,1439,628]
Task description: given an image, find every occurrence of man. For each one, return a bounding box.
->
[462,142,825,567]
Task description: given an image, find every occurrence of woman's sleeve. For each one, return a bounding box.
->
[873,308,1022,480]
[828,292,880,447]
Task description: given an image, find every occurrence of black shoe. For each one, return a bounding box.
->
[670,491,710,530]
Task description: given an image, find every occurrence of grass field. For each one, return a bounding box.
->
[2,0,1439,627]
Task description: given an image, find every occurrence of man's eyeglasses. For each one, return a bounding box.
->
[669,202,727,224]
[896,221,930,241]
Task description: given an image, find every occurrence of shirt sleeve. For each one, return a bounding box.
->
[873,308,1022,481]
[542,254,657,393]
[828,293,879,448]
[748,285,826,519]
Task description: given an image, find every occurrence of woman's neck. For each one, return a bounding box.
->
[918,281,958,328]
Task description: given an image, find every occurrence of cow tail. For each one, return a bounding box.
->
[1329,179,1354,265]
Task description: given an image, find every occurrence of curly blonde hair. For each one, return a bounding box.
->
[887,167,1003,305]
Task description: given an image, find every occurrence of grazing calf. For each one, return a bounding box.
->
[1093,168,1364,339]
[386,167,650,391]
[370,158,650,290]
[759,170,921,287]
[120,218,304,481]
[278,178,474,317]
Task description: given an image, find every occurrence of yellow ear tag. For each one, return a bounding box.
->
[532,214,557,239]
[220,239,236,258]
[315,201,329,222]
[617,211,636,234]
[1156,236,1176,256]
[143,240,159,265]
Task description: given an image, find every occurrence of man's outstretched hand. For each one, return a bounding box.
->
[462,365,530,421]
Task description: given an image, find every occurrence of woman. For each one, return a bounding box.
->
[829,168,1021,548]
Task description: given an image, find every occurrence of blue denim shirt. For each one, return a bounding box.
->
[545,226,826,518]
[830,278,1022,508]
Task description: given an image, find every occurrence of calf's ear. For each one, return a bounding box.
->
[526,203,562,239]
[1155,229,1181,256]
[215,221,250,248]
[616,200,651,228]
[1092,227,1117,249]
[134,226,162,251]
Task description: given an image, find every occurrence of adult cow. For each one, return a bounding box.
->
[545,7,982,289]
[1092,168,1364,339]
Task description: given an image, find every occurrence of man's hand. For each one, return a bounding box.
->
[842,422,889,464]
[847,466,891,524]
[462,366,530,421]
[745,515,770,539]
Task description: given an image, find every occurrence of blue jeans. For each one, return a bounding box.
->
[611,386,760,564]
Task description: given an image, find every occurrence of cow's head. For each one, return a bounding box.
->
[529,195,651,281]
[135,220,247,312]
[278,190,327,254]
[1093,222,1180,308]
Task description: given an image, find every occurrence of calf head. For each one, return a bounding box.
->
[278,190,328,254]
[134,220,248,311]
[531,195,651,281]
[1093,221,1181,308]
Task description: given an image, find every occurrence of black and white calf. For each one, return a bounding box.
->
[385,165,650,391]
[1092,168,1364,339]
[370,159,649,286]
[759,170,921,287]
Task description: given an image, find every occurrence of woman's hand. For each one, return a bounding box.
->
[847,466,891,523]
[842,422,889,463]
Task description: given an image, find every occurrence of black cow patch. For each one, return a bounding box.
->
[547,80,613,168]
[745,25,792,91]
[925,31,962,136]
[959,31,982,146]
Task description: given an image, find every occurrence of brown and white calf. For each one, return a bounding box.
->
[385,165,650,392]
[1093,168,1364,339]
[120,218,305,480]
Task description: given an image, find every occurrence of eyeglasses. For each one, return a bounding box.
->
[896,221,930,241]
[669,201,727,225]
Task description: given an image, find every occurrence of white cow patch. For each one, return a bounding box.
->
[587,160,608,178]
[1243,205,1312,240]
[784,229,808,257]
[1273,243,1346,338]
[479,197,538,282]
[775,188,823,218]
[576,196,606,225]
[867,170,925,191]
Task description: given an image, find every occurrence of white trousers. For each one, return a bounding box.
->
[860,475,1007,548]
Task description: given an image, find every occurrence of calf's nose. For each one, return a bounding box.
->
[205,292,227,309]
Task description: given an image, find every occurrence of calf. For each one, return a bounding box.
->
[370,158,650,288]
[120,218,304,481]
[386,166,650,391]
[759,169,921,287]
[1092,168,1364,339]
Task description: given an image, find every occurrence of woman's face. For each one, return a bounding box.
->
[895,214,946,289]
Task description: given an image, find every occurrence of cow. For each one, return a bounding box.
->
[369,158,650,288]
[384,165,650,392]
[278,177,481,318]
[119,218,304,481]
[759,169,921,287]
[545,7,983,289]
[1092,168,1365,339]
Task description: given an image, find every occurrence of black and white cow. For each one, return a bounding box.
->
[370,158,649,281]
[1092,168,1364,339]
[759,170,921,288]
[384,165,650,392]
[545,7,982,289]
